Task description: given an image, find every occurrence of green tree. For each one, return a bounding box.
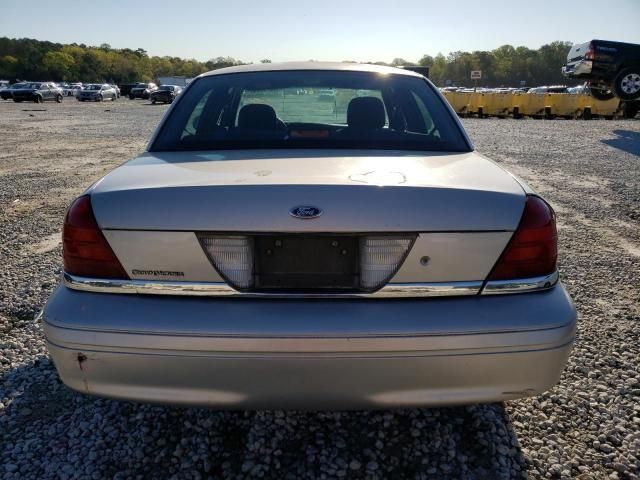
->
[418,55,434,67]
[0,54,18,79]
[43,51,75,80]
[0,36,578,87]
[391,58,415,67]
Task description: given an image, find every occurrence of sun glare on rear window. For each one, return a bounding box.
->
[150,70,470,153]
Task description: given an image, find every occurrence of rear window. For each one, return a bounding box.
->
[151,70,470,153]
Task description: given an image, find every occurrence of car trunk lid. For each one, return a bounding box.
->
[89,150,525,289]
[90,150,525,233]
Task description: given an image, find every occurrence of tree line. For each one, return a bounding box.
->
[0,38,244,84]
[0,37,575,87]
[413,41,575,87]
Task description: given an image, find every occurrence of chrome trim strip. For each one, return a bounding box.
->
[63,273,482,299]
[481,270,559,295]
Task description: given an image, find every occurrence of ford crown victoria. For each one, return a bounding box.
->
[43,63,576,409]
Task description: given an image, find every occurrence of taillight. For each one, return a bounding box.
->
[63,195,129,279]
[488,195,557,281]
[585,43,595,60]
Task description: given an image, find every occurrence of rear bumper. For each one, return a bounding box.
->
[43,284,577,409]
[151,94,173,102]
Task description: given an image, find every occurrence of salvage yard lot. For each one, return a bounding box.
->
[0,100,638,479]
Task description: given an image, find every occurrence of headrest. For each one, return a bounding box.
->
[347,97,386,129]
[238,104,278,130]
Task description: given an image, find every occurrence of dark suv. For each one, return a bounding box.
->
[150,85,183,104]
[562,40,640,101]
[129,82,158,100]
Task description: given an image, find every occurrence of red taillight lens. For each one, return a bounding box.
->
[63,195,129,279]
[488,195,557,281]
[585,43,595,60]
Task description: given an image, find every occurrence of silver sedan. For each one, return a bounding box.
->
[43,62,576,409]
[77,84,118,102]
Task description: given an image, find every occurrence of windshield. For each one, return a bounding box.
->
[159,85,175,91]
[85,85,101,91]
[151,70,470,153]
[12,83,28,89]
[135,83,148,88]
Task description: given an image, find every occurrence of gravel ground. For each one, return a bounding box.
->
[0,99,638,479]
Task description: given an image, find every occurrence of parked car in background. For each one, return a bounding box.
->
[0,82,25,100]
[562,39,640,101]
[62,83,83,97]
[527,85,569,94]
[129,82,158,100]
[77,84,118,102]
[117,83,137,97]
[567,84,591,94]
[150,84,182,104]
[44,62,576,409]
[12,82,63,103]
[110,84,121,98]
[318,88,336,100]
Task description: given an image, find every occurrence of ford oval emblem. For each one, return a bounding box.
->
[290,205,323,219]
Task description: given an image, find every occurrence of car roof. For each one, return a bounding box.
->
[199,61,424,79]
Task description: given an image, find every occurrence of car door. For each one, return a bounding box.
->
[37,84,47,101]
[45,84,55,101]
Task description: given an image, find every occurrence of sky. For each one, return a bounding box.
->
[1,0,639,63]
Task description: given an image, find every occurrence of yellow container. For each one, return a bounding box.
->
[445,91,476,115]
[580,96,620,118]
[467,92,482,116]
[514,93,546,118]
[442,90,455,109]
[479,92,512,117]
[547,93,583,118]
[509,93,525,117]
